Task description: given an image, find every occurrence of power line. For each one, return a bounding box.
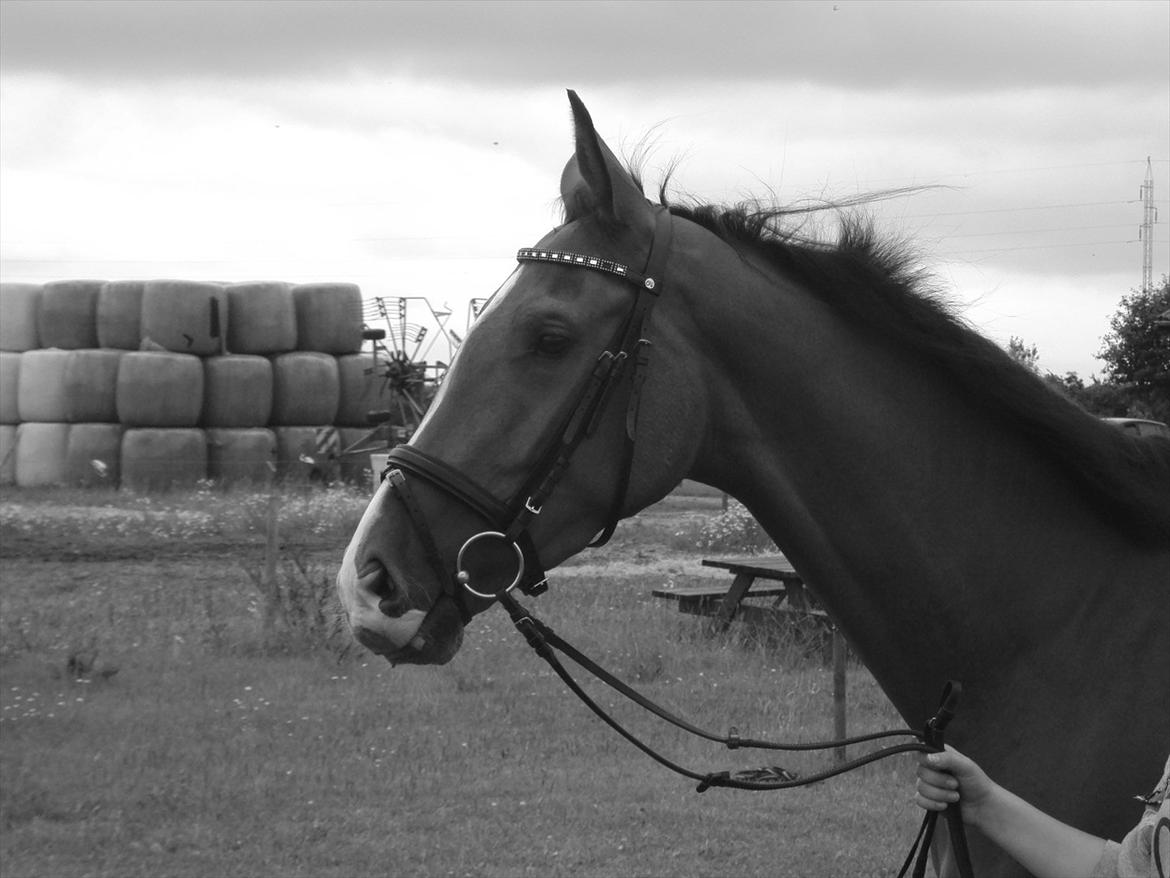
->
[826,159,1170,190]
[938,223,1137,240]
[894,199,1145,220]
[935,239,1151,256]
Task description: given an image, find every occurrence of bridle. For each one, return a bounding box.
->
[381,205,674,621]
[378,206,974,877]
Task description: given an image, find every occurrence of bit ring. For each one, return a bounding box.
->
[456,531,526,599]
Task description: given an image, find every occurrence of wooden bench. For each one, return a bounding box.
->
[651,581,788,618]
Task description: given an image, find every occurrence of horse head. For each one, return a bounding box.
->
[336,92,706,664]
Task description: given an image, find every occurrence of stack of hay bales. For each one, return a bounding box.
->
[0,278,384,491]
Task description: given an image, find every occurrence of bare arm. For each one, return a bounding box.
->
[915,747,1111,878]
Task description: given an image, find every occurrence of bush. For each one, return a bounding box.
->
[240,546,357,660]
[694,500,777,553]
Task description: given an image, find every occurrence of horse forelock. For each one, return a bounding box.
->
[656,190,1170,547]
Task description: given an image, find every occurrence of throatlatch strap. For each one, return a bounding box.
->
[589,207,673,546]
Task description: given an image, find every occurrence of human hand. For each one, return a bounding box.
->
[914,745,1111,877]
[914,745,998,826]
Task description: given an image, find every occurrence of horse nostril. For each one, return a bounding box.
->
[360,561,410,618]
[360,561,392,598]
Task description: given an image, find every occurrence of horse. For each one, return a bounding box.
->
[337,91,1170,877]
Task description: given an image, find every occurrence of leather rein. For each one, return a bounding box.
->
[379,207,974,877]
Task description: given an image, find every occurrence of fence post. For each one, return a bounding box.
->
[261,492,281,644]
[832,626,847,763]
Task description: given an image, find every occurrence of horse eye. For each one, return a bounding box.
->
[534,333,572,358]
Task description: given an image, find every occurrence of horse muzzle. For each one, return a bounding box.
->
[354,594,466,666]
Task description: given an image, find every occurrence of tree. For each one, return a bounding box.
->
[1007,335,1041,373]
[1045,372,1135,418]
[1096,276,1170,422]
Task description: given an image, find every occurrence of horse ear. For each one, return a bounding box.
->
[561,90,649,226]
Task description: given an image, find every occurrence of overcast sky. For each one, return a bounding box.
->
[2,0,1167,377]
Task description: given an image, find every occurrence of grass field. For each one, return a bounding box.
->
[0,485,926,877]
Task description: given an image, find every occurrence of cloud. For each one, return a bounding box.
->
[2,0,1167,92]
[1,1,1166,379]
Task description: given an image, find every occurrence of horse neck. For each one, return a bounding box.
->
[682,252,1145,721]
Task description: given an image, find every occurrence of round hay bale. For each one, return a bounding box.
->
[15,422,69,486]
[0,283,41,351]
[226,281,296,355]
[120,428,207,492]
[0,352,21,425]
[269,352,339,426]
[292,283,363,354]
[38,280,103,349]
[335,353,396,427]
[18,349,71,423]
[201,355,273,428]
[0,425,16,485]
[64,349,123,423]
[65,423,123,487]
[206,427,276,486]
[116,351,203,427]
[140,280,227,356]
[97,280,145,349]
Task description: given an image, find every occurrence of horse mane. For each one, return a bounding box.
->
[651,185,1170,547]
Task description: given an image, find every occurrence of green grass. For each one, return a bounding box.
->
[0,486,924,877]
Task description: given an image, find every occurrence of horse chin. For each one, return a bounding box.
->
[374,594,465,666]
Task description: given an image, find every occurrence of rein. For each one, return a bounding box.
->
[492,586,972,878]
[379,206,974,876]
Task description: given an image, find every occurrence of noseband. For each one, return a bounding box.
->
[382,207,674,619]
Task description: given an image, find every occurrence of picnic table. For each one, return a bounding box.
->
[651,553,829,631]
[652,554,850,759]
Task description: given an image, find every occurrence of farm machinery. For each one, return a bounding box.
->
[326,296,487,485]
